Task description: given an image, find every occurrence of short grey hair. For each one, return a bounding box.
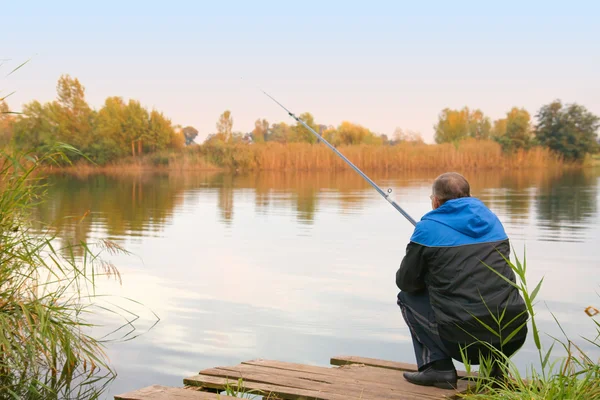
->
[432,172,470,204]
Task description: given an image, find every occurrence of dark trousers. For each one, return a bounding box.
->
[397,290,525,369]
[397,290,450,369]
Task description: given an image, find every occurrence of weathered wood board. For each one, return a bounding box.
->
[116,355,474,400]
[185,358,471,400]
[114,384,235,400]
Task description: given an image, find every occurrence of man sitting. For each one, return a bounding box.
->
[396,172,528,389]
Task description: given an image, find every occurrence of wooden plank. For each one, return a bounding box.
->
[185,373,442,400]
[239,360,471,397]
[225,363,468,399]
[243,359,418,382]
[242,358,351,376]
[195,365,455,400]
[185,374,350,400]
[330,356,477,379]
[114,384,235,400]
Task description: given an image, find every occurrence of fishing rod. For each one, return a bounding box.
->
[262,90,417,227]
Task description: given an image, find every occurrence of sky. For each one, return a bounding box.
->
[2,0,599,143]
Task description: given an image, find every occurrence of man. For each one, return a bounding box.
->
[396,172,528,389]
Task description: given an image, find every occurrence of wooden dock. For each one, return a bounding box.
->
[115,355,474,400]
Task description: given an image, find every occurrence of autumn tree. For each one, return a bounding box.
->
[93,96,131,161]
[147,110,174,151]
[492,107,532,151]
[535,100,599,161]
[434,107,491,143]
[10,75,178,163]
[392,128,424,144]
[216,110,233,141]
[93,97,172,161]
[251,119,269,143]
[51,74,94,150]
[268,122,292,143]
[12,75,95,159]
[491,119,507,139]
[169,127,186,150]
[324,122,383,146]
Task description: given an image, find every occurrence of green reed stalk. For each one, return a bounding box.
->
[458,249,600,399]
[0,145,141,399]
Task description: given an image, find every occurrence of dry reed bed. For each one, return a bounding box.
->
[209,139,564,171]
[32,139,567,173]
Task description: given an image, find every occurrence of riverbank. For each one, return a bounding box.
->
[46,139,578,174]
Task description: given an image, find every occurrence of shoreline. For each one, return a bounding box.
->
[29,140,598,174]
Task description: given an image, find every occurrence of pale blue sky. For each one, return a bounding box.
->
[2,0,599,143]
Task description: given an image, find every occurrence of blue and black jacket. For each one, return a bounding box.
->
[396,197,528,345]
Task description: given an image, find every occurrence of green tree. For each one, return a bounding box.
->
[12,100,54,153]
[182,126,198,145]
[268,122,292,143]
[492,107,532,151]
[51,75,94,151]
[147,110,174,152]
[216,110,233,141]
[434,107,491,143]
[291,112,318,143]
[93,97,150,160]
[93,96,128,161]
[535,100,600,161]
[12,75,94,159]
[124,99,150,156]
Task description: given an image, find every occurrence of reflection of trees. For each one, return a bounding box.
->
[33,168,598,247]
[468,169,560,223]
[292,185,317,223]
[535,170,598,228]
[34,173,213,250]
[212,173,234,223]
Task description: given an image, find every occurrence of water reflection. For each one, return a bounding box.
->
[536,170,598,235]
[38,169,599,247]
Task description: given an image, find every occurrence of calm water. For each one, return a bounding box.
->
[37,169,600,399]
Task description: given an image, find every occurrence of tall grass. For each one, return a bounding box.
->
[0,145,139,399]
[458,249,600,399]
[52,147,220,174]
[200,139,565,171]
[41,139,567,172]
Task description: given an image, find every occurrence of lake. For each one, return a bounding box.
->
[36,168,600,399]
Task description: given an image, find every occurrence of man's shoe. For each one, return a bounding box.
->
[489,364,508,389]
[403,366,458,389]
[489,364,504,379]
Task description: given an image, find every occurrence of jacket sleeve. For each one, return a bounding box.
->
[396,241,427,293]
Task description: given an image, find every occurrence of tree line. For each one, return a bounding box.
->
[0,75,199,164]
[1,75,598,164]
[433,105,600,161]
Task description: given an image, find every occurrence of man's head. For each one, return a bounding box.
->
[430,172,470,209]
